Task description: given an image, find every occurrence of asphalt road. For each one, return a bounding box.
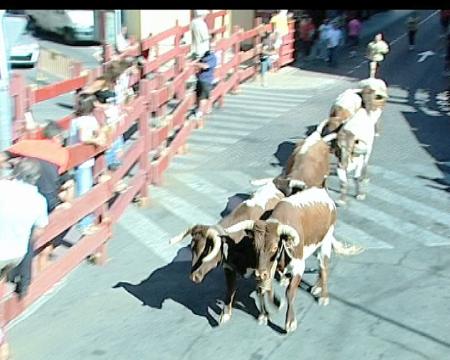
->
[10,25,101,124]
[7,10,450,360]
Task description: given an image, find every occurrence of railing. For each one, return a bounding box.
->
[1,15,295,329]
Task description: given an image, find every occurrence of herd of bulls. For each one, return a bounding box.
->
[169,77,389,333]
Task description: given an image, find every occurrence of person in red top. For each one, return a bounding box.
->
[347,16,362,58]
[298,15,316,60]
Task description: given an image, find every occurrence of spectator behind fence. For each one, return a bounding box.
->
[116,26,130,54]
[366,33,390,78]
[192,43,217,120]
[0,159,48,359]
[191,10,210,60]
[0,159,49,297]
[68,95,106,235]
[258,30,281,86]
[298,15,316,60]
[406,11,420,51]
[347,16,362,58]
[326,21,342,67]
[270,10,289,38]
[312,18,331,60]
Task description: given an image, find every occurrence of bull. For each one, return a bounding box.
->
[224,187,363,333]
[169,181,284,325]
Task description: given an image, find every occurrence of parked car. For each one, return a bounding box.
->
[9,29,40,67]
[4,13,40,67]
[25,10,96,44]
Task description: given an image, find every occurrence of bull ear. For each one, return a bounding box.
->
[277,224,300,247]
[169,226,194,245]
[224,220,255,234]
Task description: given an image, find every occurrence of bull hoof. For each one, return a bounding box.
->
[356,193,366,201]
[219,312,232,325]
[318,297,330,306]
[279,276,290,287]
[285,319,298,333]
[311,284,322,297]
[258,314,268,325]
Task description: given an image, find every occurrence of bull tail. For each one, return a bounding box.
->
[250,178,273,186]
[331,237,365,255]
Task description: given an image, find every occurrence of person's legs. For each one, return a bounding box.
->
[260,59,269,86]
[6,240,33,299]
[75,166,95,231]
[106,136,124,169]
[369,61,377,77]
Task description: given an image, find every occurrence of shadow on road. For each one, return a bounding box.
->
[220,193,251,217]
[113,247,262,328]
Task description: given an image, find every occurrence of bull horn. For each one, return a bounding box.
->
[315,118,329,134]
[322,133,337,143]
[224,220,255,233]
[288,179,306,190]
[250,178,273,186]
[277,224,300,246]
[211,224,227,236]
[169,226,193,245]
[202,228,222,263]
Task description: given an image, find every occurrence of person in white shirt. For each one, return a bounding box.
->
[313,18,331,60]
[0,159,48,282]
[116,26,130,54]
[326,22,342,66]
[190,10,210,59]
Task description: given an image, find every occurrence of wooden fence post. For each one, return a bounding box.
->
[231,25,242,94]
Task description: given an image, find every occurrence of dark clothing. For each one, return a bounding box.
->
[196,80,212,100]
[33,158,69,213]
[95,89,116,104]
[408,30,417,46]
[197,51,217,84]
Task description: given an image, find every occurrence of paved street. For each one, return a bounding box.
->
[6,10,450,360]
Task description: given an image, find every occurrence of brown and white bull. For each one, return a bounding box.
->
[250,131,337,196]
[224,187,362,333]
[169,180,285,325]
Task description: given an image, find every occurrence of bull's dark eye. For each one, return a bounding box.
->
[375,95,384,100]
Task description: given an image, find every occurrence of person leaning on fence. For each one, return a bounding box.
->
[270,10,290,38]
[406,11,420,51]
[366,33,390,78]
[192,44,217,120]
[258,30,281,87]
[190,10,210,60]
[68,95,106,236]
[0,159,49,360]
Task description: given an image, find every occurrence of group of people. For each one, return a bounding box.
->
[297,14,363,66]
[0,55,141,360]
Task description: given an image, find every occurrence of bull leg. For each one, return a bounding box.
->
[312,227,333,305]
[256,288,270,325]
[355,155,368,200]
[285,274,302,333]
[219,268,237,324]
[336,167,348,206]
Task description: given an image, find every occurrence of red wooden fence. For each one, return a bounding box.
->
[1,15,295,330]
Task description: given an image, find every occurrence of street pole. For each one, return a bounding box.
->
[0,10,12,150]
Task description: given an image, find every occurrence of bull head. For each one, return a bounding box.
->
[169,225,225,283]
[277,223,300,248]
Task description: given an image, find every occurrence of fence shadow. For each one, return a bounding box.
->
[113,247,261,328]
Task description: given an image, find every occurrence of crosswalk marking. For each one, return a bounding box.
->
[194,126,252,137]
[343,200,450,247]
[225,96,307,108]
[209,111,277,123]
[367,182,450,226]
[335,221,394,249]
[206,120,261,131]
[214,105,286,118]
[188,134,241,145]
[237,88,316,101]
[153,187,218,226]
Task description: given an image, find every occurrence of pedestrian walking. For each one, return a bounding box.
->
[298,15,316,60]
[347,16,362,57]
[366,33,390,78]
[312,18,331,60]
[326,22,342,67]
[406,11,420,50]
